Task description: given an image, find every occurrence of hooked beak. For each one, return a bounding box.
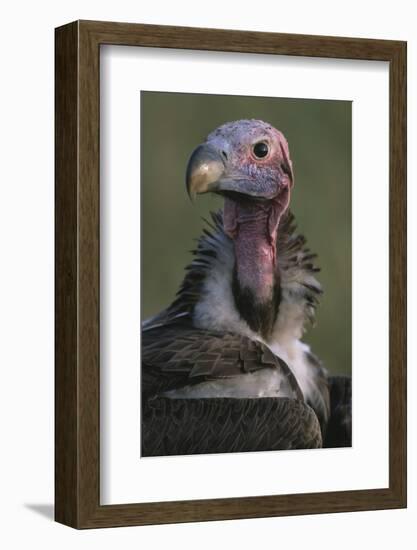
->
[186,143,225,201]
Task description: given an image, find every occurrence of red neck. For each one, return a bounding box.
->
[233,212,277,304]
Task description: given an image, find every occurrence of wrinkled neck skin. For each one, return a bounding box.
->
[224,197,285,338]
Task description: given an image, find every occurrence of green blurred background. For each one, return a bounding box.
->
[141,92,352,376]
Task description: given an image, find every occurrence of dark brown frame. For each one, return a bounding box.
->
[55,20,407,529]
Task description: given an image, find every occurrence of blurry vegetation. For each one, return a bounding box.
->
[141,92,352,376]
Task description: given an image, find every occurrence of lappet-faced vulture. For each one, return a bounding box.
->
[142,119,351,456]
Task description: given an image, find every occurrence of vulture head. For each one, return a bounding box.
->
[186,119,294,338]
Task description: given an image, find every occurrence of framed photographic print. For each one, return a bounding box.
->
[55,20,406,528]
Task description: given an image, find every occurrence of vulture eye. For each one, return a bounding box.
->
[253,142,269,159]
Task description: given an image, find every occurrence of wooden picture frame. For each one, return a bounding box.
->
[55,20,407,528]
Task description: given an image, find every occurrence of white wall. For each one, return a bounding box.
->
[0,0,415,547]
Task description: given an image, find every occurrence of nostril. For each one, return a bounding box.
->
[221,150,228,161]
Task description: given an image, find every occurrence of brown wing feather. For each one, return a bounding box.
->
[142,396,322,456]
[142,321,303,400]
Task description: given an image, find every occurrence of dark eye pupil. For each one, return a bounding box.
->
[253,142,269,158]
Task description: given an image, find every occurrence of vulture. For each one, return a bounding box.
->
[142,119,351,456]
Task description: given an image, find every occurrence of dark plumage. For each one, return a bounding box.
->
[142,119,351,455]
[142,321,303,400]
[324,376,352,448]
[143,398,322,457]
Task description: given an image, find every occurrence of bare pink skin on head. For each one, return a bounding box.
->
[206,120,294,304]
